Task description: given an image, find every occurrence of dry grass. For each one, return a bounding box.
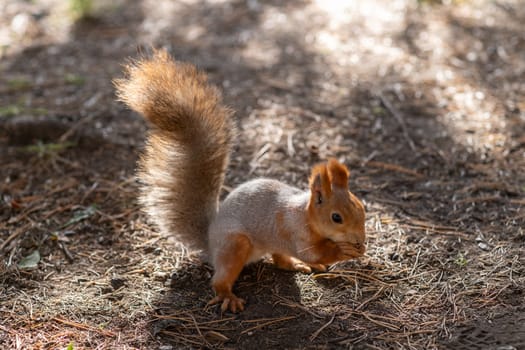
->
[1,0,524,349]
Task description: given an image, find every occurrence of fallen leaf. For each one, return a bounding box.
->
[17,250,40,270]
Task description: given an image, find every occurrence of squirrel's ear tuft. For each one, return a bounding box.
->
[310,163,331,202]
[327,158,350,189]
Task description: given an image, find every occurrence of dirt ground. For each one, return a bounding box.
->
[1,0,524,349]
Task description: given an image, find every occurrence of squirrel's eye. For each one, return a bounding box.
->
[331,213,343,224]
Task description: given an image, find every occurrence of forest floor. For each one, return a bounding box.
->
[1,0,524,349]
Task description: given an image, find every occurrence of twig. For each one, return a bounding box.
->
[458,181,517,195]
[47,179,79,196]
[456,195,504,204]
[314,270,391,286]
[0,223,32,251]
[287,131,296,157]
[189,313,211,348]
[355,311,401,331]
[406,219,458,232]
[41,204,74,221]
[366,161,424,178]
[58,241,75,262]
[510,198,525,205]
[400,224,470,238]
[152,314,235,324]
[273,295,325,319]
[52,316,116,337]
[310,314,336,341]
[356,286,387,311]
[159,330,203,346]
[0,324,18,335]
[377,91,417,152]
[58,112,98,143]
[409,248,421,277]
[240,316,296,334]
[249,142,274,173]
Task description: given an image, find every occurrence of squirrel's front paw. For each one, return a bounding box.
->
[208,293,246,313]
[272,254,327,273]
[307,263,327,272]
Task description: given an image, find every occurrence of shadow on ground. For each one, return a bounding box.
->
[1,0,523,349]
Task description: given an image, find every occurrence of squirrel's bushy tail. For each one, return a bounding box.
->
[114,50,235,252]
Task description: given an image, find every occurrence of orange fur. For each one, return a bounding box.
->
[114,50,235,251]
[306,159,366,261]
[309,163,331,198]
[209,233,252,312]
[327,158,350,188]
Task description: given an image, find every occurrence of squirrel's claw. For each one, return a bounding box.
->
[208,294,246,313]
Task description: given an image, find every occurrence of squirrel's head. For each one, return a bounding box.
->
[307,158,366,259]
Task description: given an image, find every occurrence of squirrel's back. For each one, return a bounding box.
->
[114,50,235,252]
[208,178,308,260]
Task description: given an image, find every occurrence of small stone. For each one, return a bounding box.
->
[477,242,489,251]
[110,277,126,290]
[11,13,38,38]
[389,252,400,261]
[153,271,169,281]
[475,236,490,251]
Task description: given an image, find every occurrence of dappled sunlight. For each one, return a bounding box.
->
[1,0,523,349]
[310,0,409,70]
[439,82,508,155]
[139,0,187,42]
[160,0,519,164]
[0,0,71,58]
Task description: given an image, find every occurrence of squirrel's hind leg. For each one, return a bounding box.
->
[272,254,327,273]
[208,233,252,313]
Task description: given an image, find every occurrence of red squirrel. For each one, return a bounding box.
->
[114,50,366,313]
